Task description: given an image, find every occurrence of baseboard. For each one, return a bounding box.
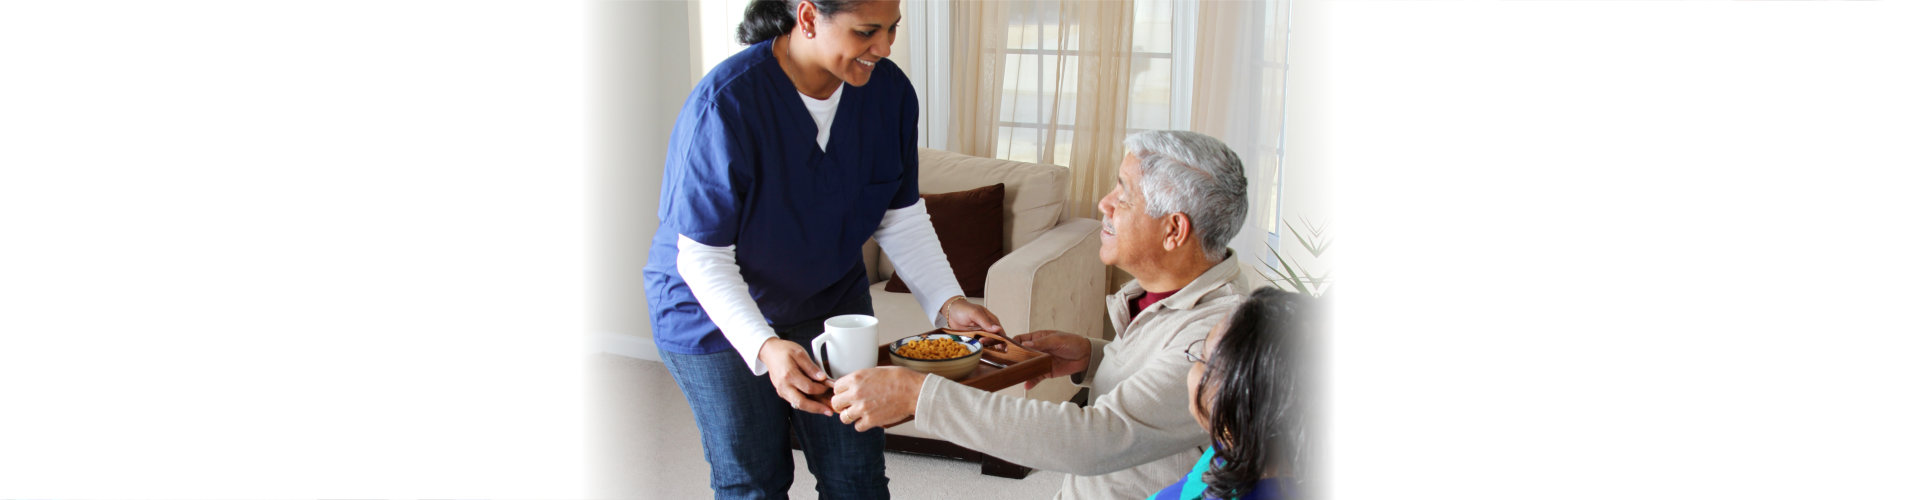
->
[597,331,662,361]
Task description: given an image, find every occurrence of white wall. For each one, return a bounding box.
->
[2,2,590,495]
[592,0,697,360]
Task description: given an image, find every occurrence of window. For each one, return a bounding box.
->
[992,0,1191,166]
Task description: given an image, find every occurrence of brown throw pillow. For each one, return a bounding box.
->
[884,183,1006,297]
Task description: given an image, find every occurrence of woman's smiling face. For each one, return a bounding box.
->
[804,0,900,87]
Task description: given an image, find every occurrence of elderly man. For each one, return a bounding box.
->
[830,130,1253,499]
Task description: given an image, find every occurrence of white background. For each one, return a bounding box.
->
[1,1,587,498]
[1310,1,1920,499]
[2,0,1917,498]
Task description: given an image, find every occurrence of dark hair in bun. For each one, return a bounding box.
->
[736,0,861,45]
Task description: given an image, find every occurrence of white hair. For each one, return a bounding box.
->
[1125,130,1249,261]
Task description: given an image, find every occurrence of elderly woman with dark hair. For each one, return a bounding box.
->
[1153,287,1315,500]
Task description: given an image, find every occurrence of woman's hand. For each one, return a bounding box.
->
[1011,330,1092,389]
[757,339,835,416]
[942,296,1003,333]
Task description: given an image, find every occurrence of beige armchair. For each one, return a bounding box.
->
[859,148,1106,477]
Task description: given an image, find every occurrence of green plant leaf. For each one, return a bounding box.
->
[1290,224,1336,259]
[1261,241,1308,294]
[1296,216,1329,238]
[1275,259,1302,288]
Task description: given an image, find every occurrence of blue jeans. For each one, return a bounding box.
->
[660,290,888,499]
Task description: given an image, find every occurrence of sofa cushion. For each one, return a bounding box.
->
[917,148,1067,250]
[870,149,1070,285]
[885,183,1005,297]
[870,282,936,343]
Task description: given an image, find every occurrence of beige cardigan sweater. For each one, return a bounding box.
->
[914,254,1251,499]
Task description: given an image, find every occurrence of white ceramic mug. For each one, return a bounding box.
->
[811,314,878,379]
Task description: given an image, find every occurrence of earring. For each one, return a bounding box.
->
[806,30,814,38]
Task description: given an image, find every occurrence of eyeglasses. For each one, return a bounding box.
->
[1183,338,1207,363]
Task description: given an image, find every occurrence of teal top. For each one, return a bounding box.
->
[1146,445,1291,500]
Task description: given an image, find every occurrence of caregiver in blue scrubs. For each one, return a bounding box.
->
[642,0,1003,497]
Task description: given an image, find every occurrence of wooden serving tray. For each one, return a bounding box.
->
[876,329,1053,428]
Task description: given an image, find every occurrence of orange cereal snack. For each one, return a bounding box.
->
[897,337,968,359]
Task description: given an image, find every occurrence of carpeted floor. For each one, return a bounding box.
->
[590,354,1066,499]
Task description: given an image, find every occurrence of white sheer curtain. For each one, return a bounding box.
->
[944,0,1136,222]
[944,0,1010,157]
[1190,0,1315,294]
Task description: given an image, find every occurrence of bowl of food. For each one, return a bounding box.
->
[887,333,984,380]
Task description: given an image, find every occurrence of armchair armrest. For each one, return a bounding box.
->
[982,218,1105,403]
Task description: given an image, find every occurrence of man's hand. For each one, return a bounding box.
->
[830,366,927,432]
[1011,330,1092,389]
[943,297,1003,333]
[758,339,834,416]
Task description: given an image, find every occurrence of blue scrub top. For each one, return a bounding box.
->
[643,40,921,356]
